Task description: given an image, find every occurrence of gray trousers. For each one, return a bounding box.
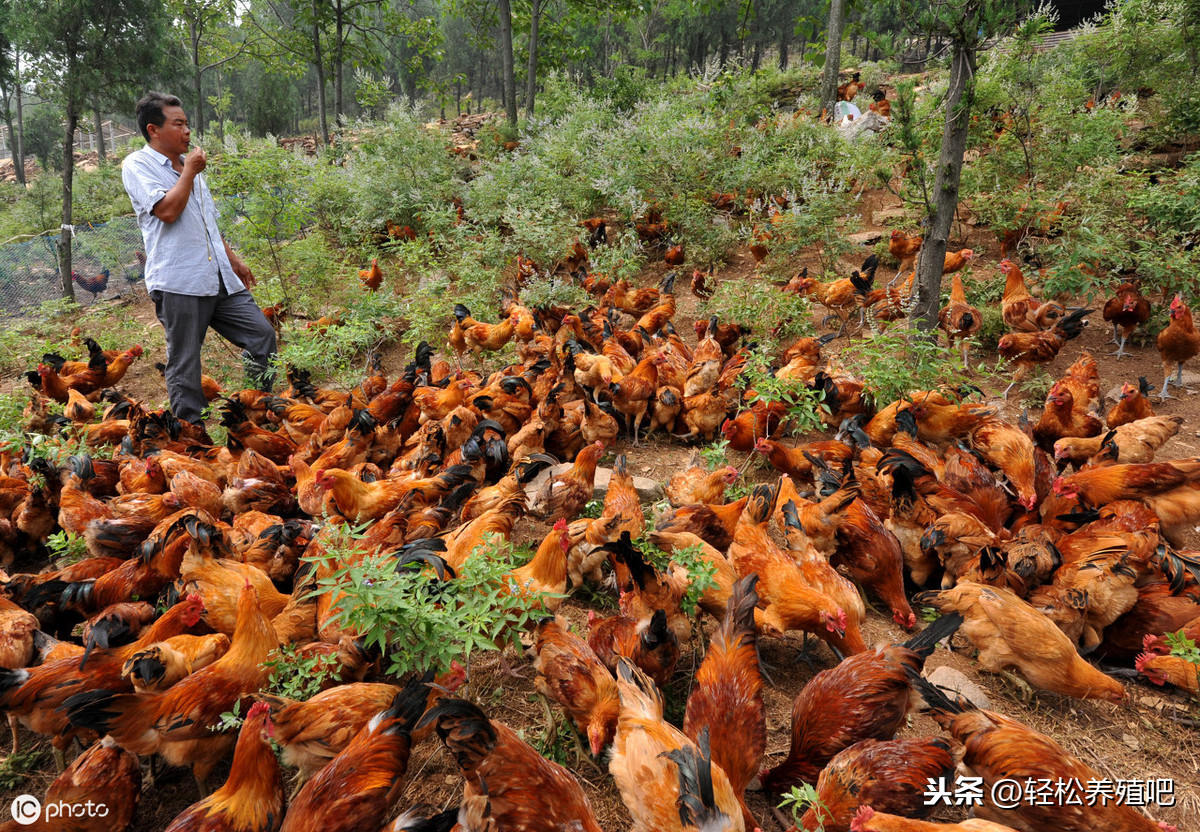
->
[151,279,276,424]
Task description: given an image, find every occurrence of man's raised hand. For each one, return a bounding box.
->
[184,146,207,174]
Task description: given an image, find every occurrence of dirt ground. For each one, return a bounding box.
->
[0,184,1198,831]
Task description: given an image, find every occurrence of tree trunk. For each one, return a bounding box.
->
[0,104,16,180]
[59,106,78,302]
[751,39,761,71]
[13,51,25,187]
[334,0,344,122]
[93,106,106,164]
[214,70,225,143]
[912,42,976,332]
[819,0,847,120]
[498,0,517,124]
[477,51,485,111]
[312,0,329,145]
[778,32,789,70]
[602,13,610,78]
[190,20,204,135]
[525,0,541,117]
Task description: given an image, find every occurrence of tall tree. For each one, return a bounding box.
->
[907,0,1028,331]
[819,0,848,119]
[498,0,518,123]
[326,0,403,121]
[91,101,106,163]
[170,0,254,136]
[0,1,25,185]
[524,0,541,115]
[248,0,332,144]
[18,0,168,300]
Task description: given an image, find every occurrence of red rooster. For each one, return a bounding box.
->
[73,268,110,301]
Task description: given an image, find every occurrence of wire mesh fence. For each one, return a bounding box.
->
[0,217,147,318]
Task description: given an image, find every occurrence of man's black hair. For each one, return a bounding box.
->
[135,91,183,142]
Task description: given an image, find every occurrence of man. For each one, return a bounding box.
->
[123,91,276,430]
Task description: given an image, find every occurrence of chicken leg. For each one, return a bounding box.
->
[1000,669,1036,705]
[1110,332,1131,360]
[1160,361,1189,400]
[7,713,18,755]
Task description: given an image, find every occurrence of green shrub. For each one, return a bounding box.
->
[737,350,830,435]
[1165,631,1200,665]
[313,530,552,677]
[706,279,813,349]
[0,394,26,440]
[47,531,88,566]
[308,105,460,257]
[0,749,47,791]
[1128,155,1200,243]
[273,289,407,387]
[779,784,833,831]
[844,328,992,408]
[632,534,715,618]
[262,643,342,701]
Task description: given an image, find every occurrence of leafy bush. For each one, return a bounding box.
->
[47,531,88,566]
[313,530,552,677]
[706,280,813,350]
[779,783,832,831]
[207,137,319,303]
[262,643,342,701]
[520,272,591,312]
[0,748,47,791]
[273,289,407,387]
[0,394,26,441]
[1128,155,1200,244]
[737,350,830,435]
[591,64,652,114]
[632,534,715,618]
[0,165,133,240]
[1165,631,1200,665]
[844,329,987,408]
[308,105,461,257]
[699,439,732,471]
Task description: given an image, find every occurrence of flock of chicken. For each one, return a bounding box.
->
[0,225,1198,832]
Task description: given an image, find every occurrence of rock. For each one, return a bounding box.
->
[846,231,882,246]
[926,665,991,710]
[523,463,665,507]
[836,110,890,140]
